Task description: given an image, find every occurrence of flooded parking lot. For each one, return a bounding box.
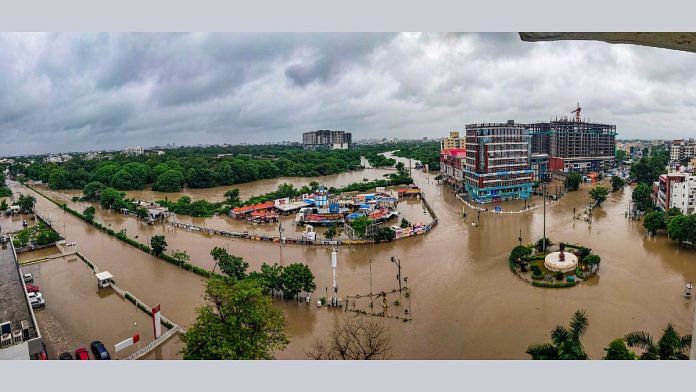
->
[9,157,696,359]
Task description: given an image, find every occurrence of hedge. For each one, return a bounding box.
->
[532,281,576,288]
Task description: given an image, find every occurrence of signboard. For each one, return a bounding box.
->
[152,305,161,339]
[115,334,140,352]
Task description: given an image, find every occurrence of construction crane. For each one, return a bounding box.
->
[571,102,582,122]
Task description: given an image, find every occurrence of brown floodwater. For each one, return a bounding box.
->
[10,152,696,360]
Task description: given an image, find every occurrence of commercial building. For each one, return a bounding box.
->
[440,131,463,150]
[670,139,696,164]
[530,153,550,182]
[439,148,466,191]
[529,114,617,173]
[124,146,144,155]
[302,130,352,150]
[463,121,534,203]
[653,172,696,214]
[0,242,43,360]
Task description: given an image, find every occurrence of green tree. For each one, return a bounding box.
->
[374,227,396,243]
[615,149,628,163]
[349,216,372,239]
[0,199,7,211]
[17,194,36,213]
[324,224,337,240]
[666,214,696,245]
[92,164,121,186]
[526,310,590,360]
[509,245,532,264]
[150,235,168,256]
[400,217,410,228]
[535,237,553,252]
[584,254,601,274]
[99,187,125,209]
[211,247,248,280]
[610,176,625,192]
[224,188,240,206]
[112,169,141,190]
[589,186,609,207]
[136,207,149,220]
[82,181,106,201]
[643,211,665,235]
[83,206,96,223]
[625,324,692,360]
[170,249,190,267]
[48,168,72,189]
[153,170,185,192]
[280,263,316,299]
[187,167,217,188]
[181,277,288,359]
[603,338,636,360]
[564,173,582,191]
[632,183,654,212]
[249,263,285,294]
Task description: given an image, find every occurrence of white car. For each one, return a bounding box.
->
[23,273,33,283]
[27,292,43,301]
[27,292,45,308]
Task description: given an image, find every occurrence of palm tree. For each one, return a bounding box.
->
[624,323,691,360]
[526,310,589,360]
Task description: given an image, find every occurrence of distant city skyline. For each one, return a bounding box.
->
[2,32,696,156]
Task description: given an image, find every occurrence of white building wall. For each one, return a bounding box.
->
[670,175,696,214]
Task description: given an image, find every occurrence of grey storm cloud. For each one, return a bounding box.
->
[1,32,695,156]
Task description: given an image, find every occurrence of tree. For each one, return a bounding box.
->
[632,183,654,212]
[280,263,316,299]
[589,186,609,207]
[249,263,285,294]
[153,170,185,192]
[99,187,125,209]
[349,216,372,239]
[624,323,692,360]
[150,235,168,256]
[666,214,696,245]
[92,164,121,186]
[610,176,625,192]
[17,194,36,213]
[210,247,248,280]
[395,162,406,173]
[224,188,240,206]
[630,156,665,184]
[324,224,337,240]
[615,149,628,163]
[564,173,582,191]
[643,211,665,235]
[509,245,532,264]
[182,277,288,359]
[82,181,105,201]
[171,250,190,267]
[83,206,96,223]
[400,217,410,228]
[603,338,636,360]
[526,310,589,360]
[584,254,601,274]
[136,207,148,220]
[535,237,553,252]
[0,199,8,211]
[187,167,217,188]
[48,168,71,189]
[307,316,391,360]
[374,227,396,243]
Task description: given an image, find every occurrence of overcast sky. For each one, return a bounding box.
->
[1,32,695,156]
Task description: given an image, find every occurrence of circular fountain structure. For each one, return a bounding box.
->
[543,249,578,273]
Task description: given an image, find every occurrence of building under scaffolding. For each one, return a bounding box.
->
[528,116,617,173]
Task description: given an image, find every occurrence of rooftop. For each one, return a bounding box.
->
[0,244,38,348]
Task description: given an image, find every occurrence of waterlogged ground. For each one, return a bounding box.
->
[7,159,696,359]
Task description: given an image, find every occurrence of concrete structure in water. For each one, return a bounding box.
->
[302,130,352,150]
[0,242,43,359]
[528,115,617,173]
[463,121,534,203]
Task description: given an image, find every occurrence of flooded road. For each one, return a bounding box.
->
[11,154,696,359]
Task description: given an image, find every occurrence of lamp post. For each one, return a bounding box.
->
[390,256,402,292]
[542,182,547,253]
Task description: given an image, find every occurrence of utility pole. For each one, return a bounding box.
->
[542,182,547,253]
[518,228,522,246]
[391,256,402,292]
[331,248,338,307]
[369,259,373,311]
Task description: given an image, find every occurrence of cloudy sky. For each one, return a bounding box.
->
[1,32,695,156]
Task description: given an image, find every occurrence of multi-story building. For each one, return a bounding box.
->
[463,121,534,203]
[439,148,466,191]
[670,139,696,165]
[440,131,463,150]
[529,116,617,173]
[653,172,695,214]
[530,153,550,182]
[124,146,144,156]
[302,130,352,150]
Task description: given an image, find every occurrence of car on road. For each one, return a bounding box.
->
[59,352,74,360]
[23,273,33,283]
[25,284,40,293]
[90,341,111,360]
[75,347,90,360]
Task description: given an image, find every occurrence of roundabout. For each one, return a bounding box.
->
[544,250,578,273]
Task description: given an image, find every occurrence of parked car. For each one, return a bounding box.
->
[25,284,40,293]
[59,352,74,360]
[27,292,45,308]
[23,273,33,283]
[75,347,90,360]
[90,341,111,360]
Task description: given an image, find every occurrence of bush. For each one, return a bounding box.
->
[532,281,576,288]
[555,271,564,281]
[509,245,532,264]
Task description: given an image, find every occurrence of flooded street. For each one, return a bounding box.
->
[8,155,696,359]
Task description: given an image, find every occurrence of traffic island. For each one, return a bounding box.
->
[508,240,601,288]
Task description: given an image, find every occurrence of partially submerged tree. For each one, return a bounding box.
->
[182,277,288,359]
[564,173,582,191]
[589,186,609,207]
[604,338,636,360]
[83,206,96,223]
[211,246,248,280]
[307,316,391,360]
[526,310,589,360]
[150,235,168,256]
[610,176,625,192]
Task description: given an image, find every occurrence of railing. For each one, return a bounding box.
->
[123,325,183,360]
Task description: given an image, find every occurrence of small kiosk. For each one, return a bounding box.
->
[95,271,114,289]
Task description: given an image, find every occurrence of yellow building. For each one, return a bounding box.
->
[440,131,462,150]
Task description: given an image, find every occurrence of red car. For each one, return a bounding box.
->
[75,347,90,360]
[25,284,40,293]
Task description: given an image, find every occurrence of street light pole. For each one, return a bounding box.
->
[369,259,373,311]
[542,182,547,253]
[391,256,402,292]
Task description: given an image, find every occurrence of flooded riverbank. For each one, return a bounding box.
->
[11,153,696,359]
